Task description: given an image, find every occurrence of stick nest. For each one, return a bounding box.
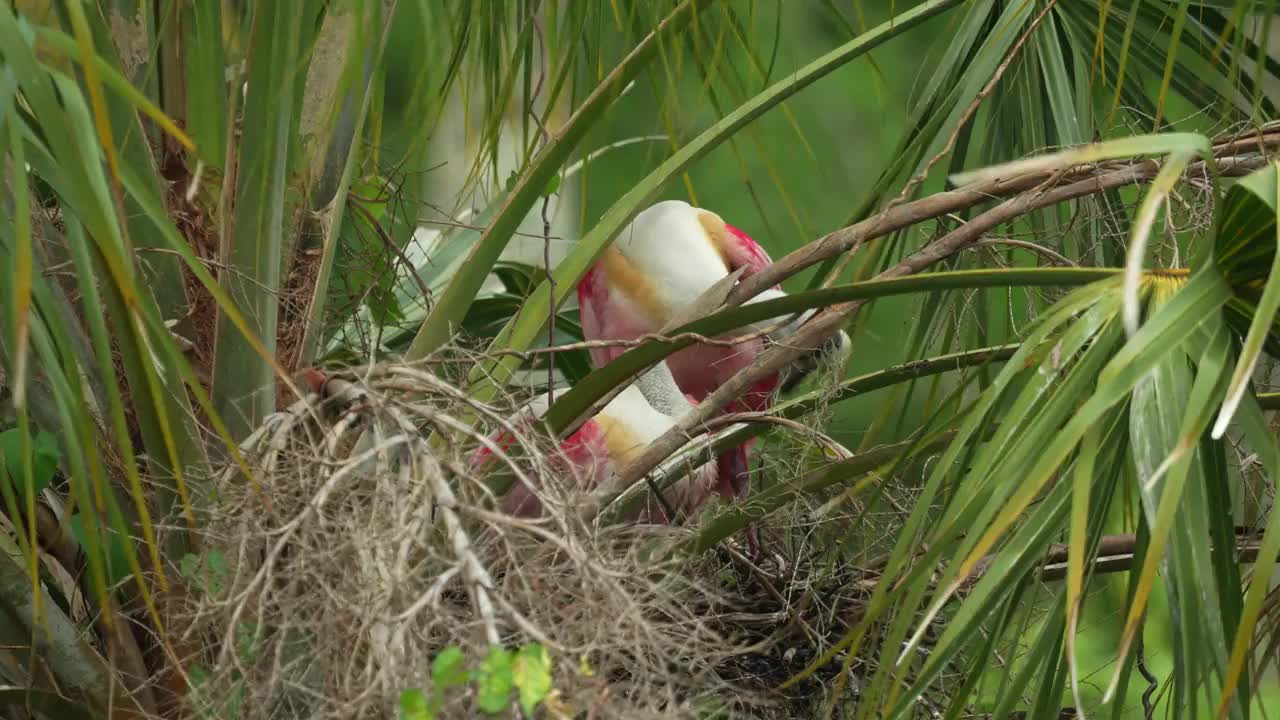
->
[177,359,844,719]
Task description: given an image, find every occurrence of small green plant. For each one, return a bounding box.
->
[0,428,59,501]
[1,428,130,586]
[181,549,251,720]
[180,549,230,597]
[400,644,554,719]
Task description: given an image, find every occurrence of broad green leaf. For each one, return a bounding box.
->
[0,429,59,500]
[513,644,553,715]
[476,647,514,715]
[399,689,432,720]
[432,646,469,689]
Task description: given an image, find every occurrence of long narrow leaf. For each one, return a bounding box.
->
[1213,162,1280,437]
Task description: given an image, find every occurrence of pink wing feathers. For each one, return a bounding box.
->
[577,262,659,369]
[577,265,613,369]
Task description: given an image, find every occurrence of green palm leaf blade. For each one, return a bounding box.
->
[0,6,206,569]
[1212,163,1280,437]
[1215,164,1279,286]
[898,267,1232,687]
[178,0,228,167]
[1216,394,1280,718]
[781,278,1120,693]
[888,475,1076,718]
[210,0,311,438]
[41,7,193,324]
[1113,317,1234,711]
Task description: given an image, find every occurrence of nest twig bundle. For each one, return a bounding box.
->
[181,361,770,719]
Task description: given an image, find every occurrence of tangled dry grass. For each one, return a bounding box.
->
[176,361,746,718]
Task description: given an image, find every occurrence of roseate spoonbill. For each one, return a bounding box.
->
[477,360,720,522]
[576,200,849,501]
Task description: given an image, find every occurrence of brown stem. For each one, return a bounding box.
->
[1033,531,1266,584]
[729,127,1280,308]
[349,197,434,310]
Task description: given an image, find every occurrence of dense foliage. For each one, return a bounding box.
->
[3,1,1280,718]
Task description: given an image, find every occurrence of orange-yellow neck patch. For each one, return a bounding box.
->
[594,414,646,465]
[696,210,735,269]
[599,245,670,321]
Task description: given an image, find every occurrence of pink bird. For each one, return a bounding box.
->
[473,360,722,522]
[577,200,849,503]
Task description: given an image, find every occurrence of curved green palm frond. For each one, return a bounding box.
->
[1213,163,1280,434]
[807,270,1236,716]
[784,161,1280,717]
